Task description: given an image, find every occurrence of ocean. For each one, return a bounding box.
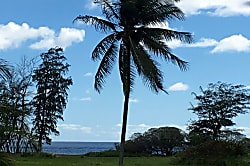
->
[42,142,117,155]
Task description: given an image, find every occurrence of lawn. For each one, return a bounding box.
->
[14,156,173,166]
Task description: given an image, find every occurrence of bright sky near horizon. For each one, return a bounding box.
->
[1,0,250,142]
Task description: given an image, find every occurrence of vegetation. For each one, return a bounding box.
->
[11,152,250,166]
[0,59,11,80]
[172,140,250,165]
[32,47,73,152]
[0,47,72,155]
[117,127,185,156]
[188,81,250,142]
[1,1,250,166]
[0,153,15,166]
[0,57,37,154]
[14,154,174,166]
[74,0,192,165]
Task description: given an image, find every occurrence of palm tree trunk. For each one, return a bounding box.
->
[118,92,129,166]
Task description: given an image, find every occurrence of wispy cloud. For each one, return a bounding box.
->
[84,72,93,77]
[245,85,250,89]
[116,123,188,138]
[58,124,92,133]
[80,97,92,101]
[167,34,250,53]
[166,38,218,49]
[72,97,92,102]
[129,98,139,103]
[238,126,250,137]
[168,82,189,91]
[176,0,250,16]
[85,0,98,10]
[0,22,85,50]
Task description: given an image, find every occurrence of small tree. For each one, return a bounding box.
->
[32,47,73,151]
[123,126,185,155]
[188,82,250,141]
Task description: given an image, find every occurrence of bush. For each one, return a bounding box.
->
[0,153,15,166]
[172,140,247,165]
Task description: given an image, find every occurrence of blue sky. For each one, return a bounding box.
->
[1,0,250,142]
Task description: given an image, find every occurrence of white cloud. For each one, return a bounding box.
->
[147,21,171,30]
[239,126,250,137]
[246,85,250,89]
[0,22,85,50]
[211,34,250,53]
[80,97,92,101]
[168,82,189,91]
[166,38,218,49]
[176,0,250,16]
[85,0,98,10]
[84,72,93,77]
[189,38,218,47]
[30,27,85,50]
[167,35,250,53]
[166,39,183,49]
[58,124,92,133]
[116,123,188,139]
[129,98,139,103]
[72,97,92,101]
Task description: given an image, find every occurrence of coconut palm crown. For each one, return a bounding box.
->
[75,0,192,165]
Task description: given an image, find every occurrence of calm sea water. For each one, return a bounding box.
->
[42,142,117,155]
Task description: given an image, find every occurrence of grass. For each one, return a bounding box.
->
[8,149,250,166]
[14,155,173,166]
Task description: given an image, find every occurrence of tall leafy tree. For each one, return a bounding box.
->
[188,82,250,140]
[0,56,37,153]
[14,56,37,153]
[32,47,73,151]
[75,0,192,165]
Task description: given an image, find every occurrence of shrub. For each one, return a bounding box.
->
[0,153,15,166]
[172,140,247,165]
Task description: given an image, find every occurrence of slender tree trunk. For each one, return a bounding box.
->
[119,92,129,166]
[118,40,131,166]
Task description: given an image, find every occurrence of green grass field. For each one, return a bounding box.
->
[14,156,173,166]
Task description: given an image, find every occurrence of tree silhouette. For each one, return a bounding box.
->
[75,0,192,165]
[32,47,73,151]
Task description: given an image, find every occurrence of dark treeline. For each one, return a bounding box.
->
[0,47,72,153]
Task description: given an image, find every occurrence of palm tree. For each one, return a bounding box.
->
[75,0,192,165]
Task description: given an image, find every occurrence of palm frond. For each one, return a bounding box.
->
[118,44,135,95]
[137,0,185,26]
[95,0,120,23]
[92,32,121,61]
[141,27,193,44]
[94,43,118,93]
[129,38,167,94]
[74,15,117,32]
[136,28,189,71]
[0,59,12,80]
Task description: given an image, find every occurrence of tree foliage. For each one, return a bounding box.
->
[0,56,37,153]
[188,82,250,141]
[121,126,186,156]
[0,59,11,80]
[75,0,192,165]
[32,47,73,151]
